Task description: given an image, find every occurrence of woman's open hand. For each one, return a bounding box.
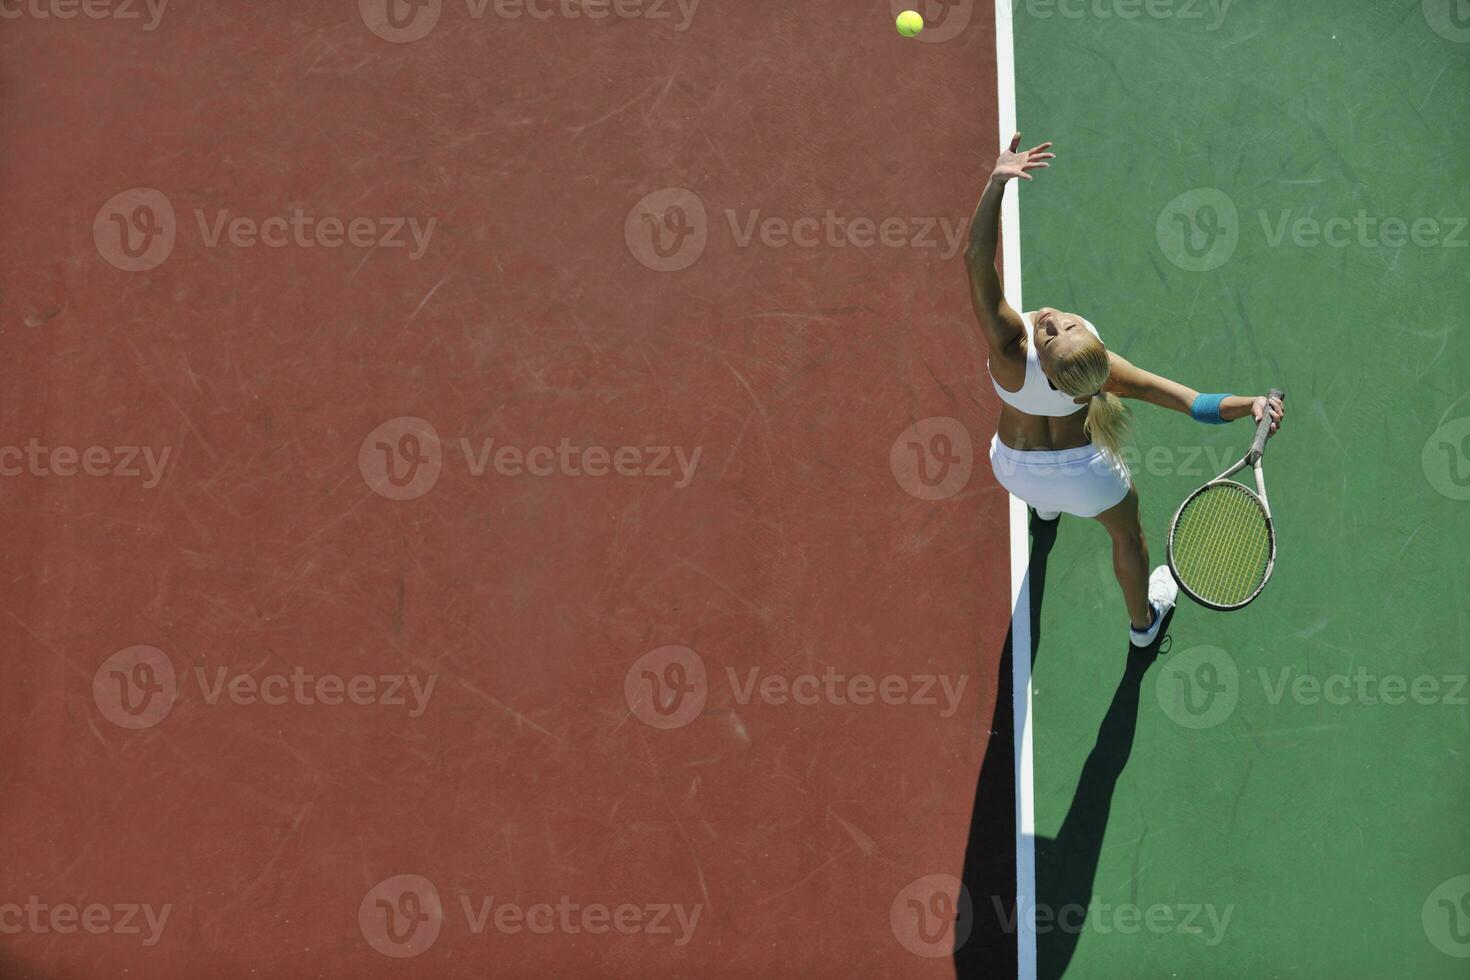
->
[991,132,1054,183]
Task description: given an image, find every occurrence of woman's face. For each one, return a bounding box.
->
[1033,307,1089,374]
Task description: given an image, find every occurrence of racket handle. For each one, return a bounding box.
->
[1247,388,1285,463]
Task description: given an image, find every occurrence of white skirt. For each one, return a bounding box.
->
[988,435,1131,518]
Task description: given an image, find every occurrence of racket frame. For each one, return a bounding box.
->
[1166,389,1284,611]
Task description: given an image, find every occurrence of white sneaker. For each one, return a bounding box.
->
[1033,508,1061,521]
[1129,565,1179,648]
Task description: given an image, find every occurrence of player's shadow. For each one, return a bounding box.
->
[954,513,1169,980]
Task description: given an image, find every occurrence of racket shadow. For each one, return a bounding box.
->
[954,512,1172,980]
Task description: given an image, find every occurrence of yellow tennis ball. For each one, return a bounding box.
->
[896,10,924,37]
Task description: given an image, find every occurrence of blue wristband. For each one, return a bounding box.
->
[1190,393,1230,424]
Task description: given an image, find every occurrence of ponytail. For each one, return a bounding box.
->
[1084,391,1131,458]
[1048,330,1133,461]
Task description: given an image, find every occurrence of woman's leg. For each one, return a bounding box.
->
[1093,486,1152,630]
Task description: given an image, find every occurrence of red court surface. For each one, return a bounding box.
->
[0,2,1017,977]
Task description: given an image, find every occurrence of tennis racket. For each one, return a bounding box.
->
[1167,389,1285,611]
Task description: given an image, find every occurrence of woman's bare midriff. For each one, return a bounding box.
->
[996,402,1092,451]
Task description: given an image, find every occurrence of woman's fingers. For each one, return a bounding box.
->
[1009,131,1022,151]
[1258,395,1284,435]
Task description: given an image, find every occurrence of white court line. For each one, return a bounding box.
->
[992,2,1037,979]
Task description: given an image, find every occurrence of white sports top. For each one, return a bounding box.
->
[989,311,1102,418]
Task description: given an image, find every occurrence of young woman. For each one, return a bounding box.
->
[966,134,1285,647]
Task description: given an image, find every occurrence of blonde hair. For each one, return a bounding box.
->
[1048,332,1132,458]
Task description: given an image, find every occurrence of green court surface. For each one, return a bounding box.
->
[1013,2,1470,976]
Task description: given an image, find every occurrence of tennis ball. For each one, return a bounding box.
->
[896,10,924,37]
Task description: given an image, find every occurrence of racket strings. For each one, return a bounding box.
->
[1172,483,1271,607]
